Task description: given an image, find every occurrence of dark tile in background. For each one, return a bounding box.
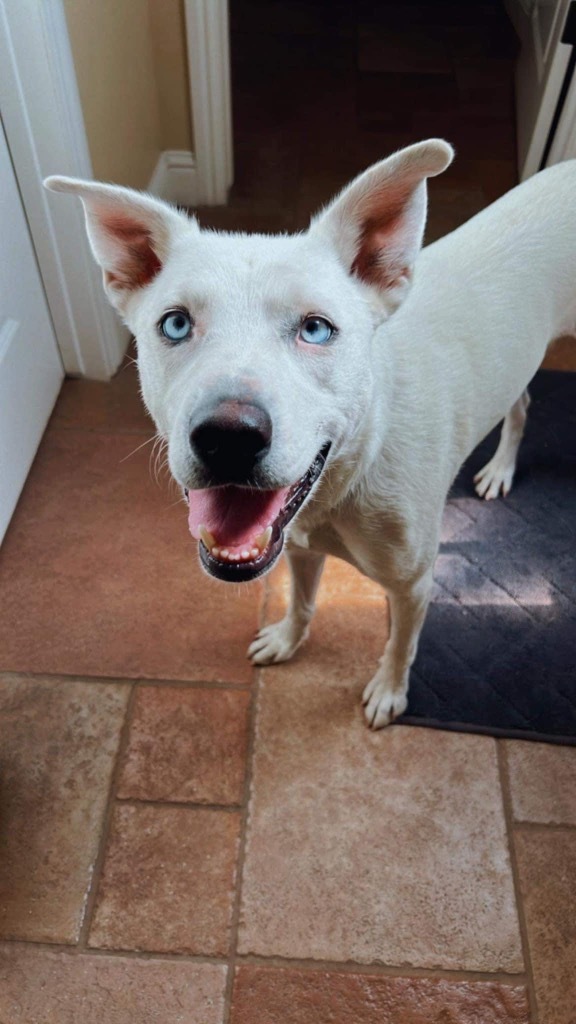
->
[196,0,519,242]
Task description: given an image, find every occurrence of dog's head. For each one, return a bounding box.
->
[45,139,453,581]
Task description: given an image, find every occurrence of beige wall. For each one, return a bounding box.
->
[64,0,192,190]
[149,0,193,153]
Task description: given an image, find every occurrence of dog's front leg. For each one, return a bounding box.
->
[248,544,326,665]
[363,569,433,729]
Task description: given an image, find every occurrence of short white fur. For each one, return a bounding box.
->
[45,141,576,728]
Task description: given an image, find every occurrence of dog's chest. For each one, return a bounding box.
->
[291,505,408,584]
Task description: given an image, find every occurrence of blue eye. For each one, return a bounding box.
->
[299,315,334,346]
[159,309,193,343]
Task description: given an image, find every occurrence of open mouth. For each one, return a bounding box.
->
[186,443,331,582]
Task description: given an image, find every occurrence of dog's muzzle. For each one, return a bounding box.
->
[185,442,331,583]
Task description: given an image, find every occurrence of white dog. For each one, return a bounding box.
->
[45,141,576,727]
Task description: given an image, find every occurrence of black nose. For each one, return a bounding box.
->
[190,400,273,482]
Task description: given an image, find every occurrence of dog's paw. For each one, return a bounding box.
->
[248,618,307,665]
[473,456,515,500]
[362,675,408,729]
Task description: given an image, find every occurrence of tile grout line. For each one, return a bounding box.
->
[0,937,227,966]
[496,741,539,1023]
[233,954,527,986]
[115,797,244,813]
[135,678,251,692]
[0,936,530,985]
[513,820,576,833]
[76,682,138,952]
[0,670,251,692]
[221,676,260,1021]
[221,576,271,1023]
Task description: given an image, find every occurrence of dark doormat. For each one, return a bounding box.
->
[401,369,576,745]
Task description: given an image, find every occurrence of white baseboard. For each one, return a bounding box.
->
[148,150,198,208]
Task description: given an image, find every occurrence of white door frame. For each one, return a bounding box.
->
[184,0,234,205]
[0,0,128,381]
[548,66,576,161]
[506,0,574,179]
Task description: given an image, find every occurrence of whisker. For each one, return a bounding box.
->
[159,458,178,494]
[150,438,163,483]
[120,434,157,463]
[151,436,171,488]
[164,495,188,511]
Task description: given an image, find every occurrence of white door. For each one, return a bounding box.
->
[0,115,63,543]
[510,0,574,177]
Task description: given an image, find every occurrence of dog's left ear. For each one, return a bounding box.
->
[309,139,453,311]
[44,176,193,313]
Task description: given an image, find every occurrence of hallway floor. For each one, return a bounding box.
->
[1,1,575,1021]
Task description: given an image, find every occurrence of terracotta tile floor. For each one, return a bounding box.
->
[2,1,576,1020]
[1,365,575,1024]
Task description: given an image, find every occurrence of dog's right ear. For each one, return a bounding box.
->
[308,139,453,313]
[44,177,194,313]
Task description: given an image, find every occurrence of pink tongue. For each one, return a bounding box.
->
[187,485,291,548]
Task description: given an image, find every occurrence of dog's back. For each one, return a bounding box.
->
[377,160,576,478]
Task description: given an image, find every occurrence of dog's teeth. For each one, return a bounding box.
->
[199,525,216,549]
[255,526,272,551]
[206,531,272,565]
